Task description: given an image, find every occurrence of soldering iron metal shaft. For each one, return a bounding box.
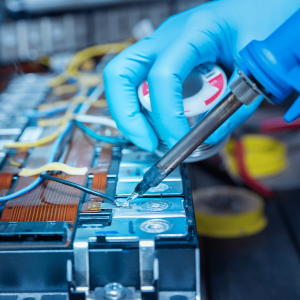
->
[125,91,243,204]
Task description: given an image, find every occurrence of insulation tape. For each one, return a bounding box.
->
[19,162,88,177]
[193,186,267,238]
[138,63,227,117]
[225,135,287,178]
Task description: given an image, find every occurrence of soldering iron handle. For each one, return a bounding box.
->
[239,8,300,122]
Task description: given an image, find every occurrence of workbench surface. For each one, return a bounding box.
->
[190,163,300,300]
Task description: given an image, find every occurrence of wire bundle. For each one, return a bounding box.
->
[0,121,72,201]
[49,42,131,87]
[1,41,131,203]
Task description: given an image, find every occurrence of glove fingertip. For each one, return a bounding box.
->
[127,130,159,152]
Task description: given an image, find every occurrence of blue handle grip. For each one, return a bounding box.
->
[239,8,300,122]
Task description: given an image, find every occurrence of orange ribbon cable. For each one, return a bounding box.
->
[81,147,112,214]
[0,128,96,226]
[0,174,13,197]
[0,149,29,197]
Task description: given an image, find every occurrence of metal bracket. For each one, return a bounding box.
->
[73,238,90,294]
[139,239,159,299]
[195,248,201,300]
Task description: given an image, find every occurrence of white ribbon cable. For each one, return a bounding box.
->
[75,115,117,129]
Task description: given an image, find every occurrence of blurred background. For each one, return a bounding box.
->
[0,0,205,64]
[1,0,300,299]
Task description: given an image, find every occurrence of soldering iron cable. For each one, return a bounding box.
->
[39,174,117,205]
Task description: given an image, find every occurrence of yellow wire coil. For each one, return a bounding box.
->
[193,186,267,238]
[225,134,288,178]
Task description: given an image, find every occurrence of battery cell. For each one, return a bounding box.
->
[116,150,183,196]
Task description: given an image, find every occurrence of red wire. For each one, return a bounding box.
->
[234,139,274,199]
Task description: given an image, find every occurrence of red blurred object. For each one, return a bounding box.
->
[260,116,300,132]
[0,62,47,76]
[234,139,274,199]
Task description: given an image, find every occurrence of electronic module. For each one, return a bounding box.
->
[0,71,200,300]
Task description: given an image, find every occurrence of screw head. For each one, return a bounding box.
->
[103,282,125,300]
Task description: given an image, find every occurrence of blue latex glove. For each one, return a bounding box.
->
[104,0,300,152]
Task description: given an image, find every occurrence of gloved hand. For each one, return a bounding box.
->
[104,0,300,152]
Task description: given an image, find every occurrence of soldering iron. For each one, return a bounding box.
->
[125,8,300,206]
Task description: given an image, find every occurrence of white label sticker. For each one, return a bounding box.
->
[0,128,22,136]
[19,126,44,142]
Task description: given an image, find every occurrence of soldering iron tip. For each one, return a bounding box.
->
[116,191,139,208]
[126,191,139,203]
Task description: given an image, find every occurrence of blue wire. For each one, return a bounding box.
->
[0,87,84,202]
[74,120,130,145]
[0,120,73,202]
[75,84,130,145]
[24,107,68,119]
[0,86,127,201]
[0,178,41,202]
